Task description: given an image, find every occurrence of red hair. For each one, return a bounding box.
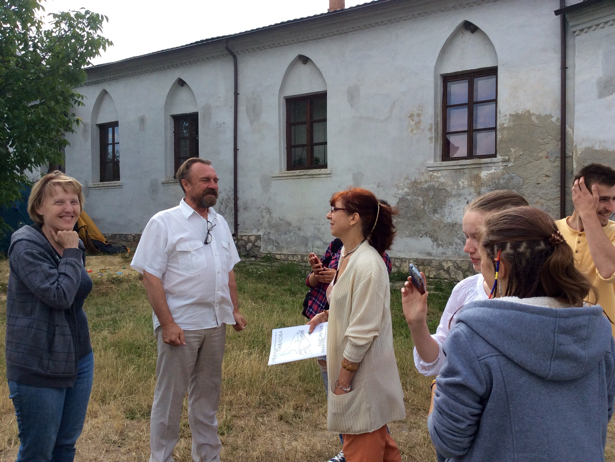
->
[330,188,397,254]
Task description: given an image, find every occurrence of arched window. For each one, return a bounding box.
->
[435,22,498,161]
[164,78,199,177]
[279,56,327,171]
[91,90,120,182]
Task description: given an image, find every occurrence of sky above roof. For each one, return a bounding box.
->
[42,0,369,65]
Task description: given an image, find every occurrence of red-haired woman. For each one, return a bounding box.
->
[308,188,405,462]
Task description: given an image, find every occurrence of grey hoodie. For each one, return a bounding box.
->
[429,298,615,462]
[6,225,92,388]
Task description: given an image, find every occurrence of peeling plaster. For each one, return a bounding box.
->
[407,105,424,136]
[246,93,263,128]
[499,111,561,217]
[576,146,615,169]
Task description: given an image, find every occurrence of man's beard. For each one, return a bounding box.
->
[193,188,218,208]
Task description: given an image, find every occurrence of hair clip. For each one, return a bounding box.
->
[488,249,501,299]
[549,231,565,246]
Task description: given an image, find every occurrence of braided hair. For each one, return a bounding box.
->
[481,206,596,306]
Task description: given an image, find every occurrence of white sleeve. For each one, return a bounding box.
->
[413,277,471,376]
[218,216,240,270]
[130,216,168,279]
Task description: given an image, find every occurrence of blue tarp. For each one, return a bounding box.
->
[0,185,34,255]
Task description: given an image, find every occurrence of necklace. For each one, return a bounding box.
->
[341,238,366,261]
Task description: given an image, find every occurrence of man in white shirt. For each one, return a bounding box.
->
[131,158,247,462]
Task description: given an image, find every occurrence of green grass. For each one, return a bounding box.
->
[0,259,453,461]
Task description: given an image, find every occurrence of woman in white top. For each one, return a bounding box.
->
[308,188,405,462]
[404,190,528,377]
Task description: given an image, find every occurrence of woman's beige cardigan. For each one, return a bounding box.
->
[327,241,406,434]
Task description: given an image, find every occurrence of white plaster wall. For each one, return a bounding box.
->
[64,0,572,260]
[571,21,615,151]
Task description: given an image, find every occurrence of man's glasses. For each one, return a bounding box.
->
[205,221,216,245]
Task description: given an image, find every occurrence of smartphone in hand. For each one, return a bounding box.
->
[408,263,426,295]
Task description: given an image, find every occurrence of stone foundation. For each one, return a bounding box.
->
[105,233,141,250]
[233,234,262,258]
[103,233,472,282]
[390,257,474,282]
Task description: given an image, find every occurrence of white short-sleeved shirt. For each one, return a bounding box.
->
[413,273,488,376]
[131,199,240,331]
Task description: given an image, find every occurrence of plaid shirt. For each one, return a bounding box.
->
[304,240,392,319]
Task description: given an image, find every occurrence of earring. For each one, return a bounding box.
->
[488,249,501,300]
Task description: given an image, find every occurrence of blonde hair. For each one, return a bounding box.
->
[27,171,84,224]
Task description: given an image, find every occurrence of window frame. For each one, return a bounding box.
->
[285,93,327,171]
[442,68,497,161]
[99,121,120,182]
[173,113,199,175]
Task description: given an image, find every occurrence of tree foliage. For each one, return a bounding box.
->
[0,0,111,220]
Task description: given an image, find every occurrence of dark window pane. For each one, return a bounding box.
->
[286,94,326,170]
[290,101,307,123]
[114,126,119,143]
[447,107,468,132]
[313,97,326,120]
[447,80,468,105]
[474,75,496,101]
[313,122,327,143]
[180,139,189,158]
[292,125,307,145]
[291,147,307,167]
[474,102,496,129]
[107,145,113,162]
[115,148,120,160]
[474,130,496,156]
[107,127,113,141]
[181,121,189,137]
[313,145,327,166]
[105,163,113,181]
[447,133,467,158]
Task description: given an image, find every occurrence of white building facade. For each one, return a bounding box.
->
[64,0,615,278]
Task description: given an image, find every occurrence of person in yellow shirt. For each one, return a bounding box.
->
[556,163,615,335]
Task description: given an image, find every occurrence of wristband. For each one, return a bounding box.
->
[342,358,359,372]
[335,380,351,393]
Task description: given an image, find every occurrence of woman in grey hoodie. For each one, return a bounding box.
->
[403,206,615,461]
[6,171,93,462]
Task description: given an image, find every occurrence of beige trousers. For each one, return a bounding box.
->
[149,325,226,462]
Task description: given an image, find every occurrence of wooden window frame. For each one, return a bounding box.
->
[442,68,497,161]
[99,122,120,182]
[286,93,327,171]
[173,113,199,175]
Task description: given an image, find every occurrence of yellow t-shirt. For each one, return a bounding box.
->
[556,218,615,336]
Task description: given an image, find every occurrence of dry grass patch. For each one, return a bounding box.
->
[1,257,615,461]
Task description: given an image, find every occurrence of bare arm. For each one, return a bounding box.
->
[574,179,615,279]
[229,270,247,332]
[142,270,185,346]
[402,277,440,364]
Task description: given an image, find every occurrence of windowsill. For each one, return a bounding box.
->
[89,181,122,189]
[272,169,332,180]
[426,156,508,171]
[161,178,179,185]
